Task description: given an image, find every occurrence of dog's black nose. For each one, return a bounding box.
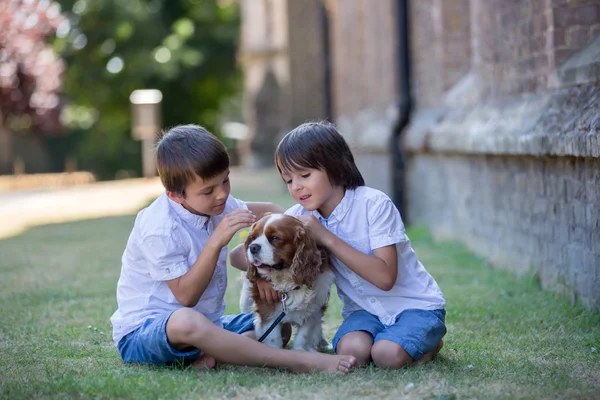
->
[249,243,261,255]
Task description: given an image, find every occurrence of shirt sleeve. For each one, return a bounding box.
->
[367,196,408,250]
[141,229,189,281]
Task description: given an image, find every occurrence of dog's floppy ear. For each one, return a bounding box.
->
[290,224,323,287]
[246,263,259,283]
[243,224,259,283]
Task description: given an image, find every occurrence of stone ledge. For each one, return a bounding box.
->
[553,35,600,88]
[336,103,398,152]
[403,83,600,158]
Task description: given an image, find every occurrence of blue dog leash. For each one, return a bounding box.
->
[257,292,288,343]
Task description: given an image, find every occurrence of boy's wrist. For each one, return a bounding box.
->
[322,231,337,250]
[205,237,225,253]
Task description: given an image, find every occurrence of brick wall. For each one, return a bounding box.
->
[327,0,398,194]
[407,154,600,309]
[240,0,600,309]
[404,0,600,310]
[286,0,329,126]
[239,0,329,167]
[552,0,600,66]
[410,0,471,108]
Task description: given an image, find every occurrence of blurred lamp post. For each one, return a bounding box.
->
[130,89,162,178]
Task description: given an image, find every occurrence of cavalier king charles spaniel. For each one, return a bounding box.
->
[239,213,334,351]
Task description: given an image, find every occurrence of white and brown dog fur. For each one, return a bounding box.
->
[240,213,334,351]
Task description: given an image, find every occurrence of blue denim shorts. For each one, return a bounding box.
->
[332,309,446,360]
[117,311,255,365]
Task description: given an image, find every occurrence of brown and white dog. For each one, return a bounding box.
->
[239,213,334,351]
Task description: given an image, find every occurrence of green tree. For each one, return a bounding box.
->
[53,0,241,179]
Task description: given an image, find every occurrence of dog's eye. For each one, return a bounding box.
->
[269,236,279,242]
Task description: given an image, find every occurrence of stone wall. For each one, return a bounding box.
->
[407,153,600,309]
[238,0,329,168]
[240,0,600,310]
[327,0,398,194]
[403,0,600,310]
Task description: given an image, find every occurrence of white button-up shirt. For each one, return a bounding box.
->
[110,193,247,346]
[286,186,445,326]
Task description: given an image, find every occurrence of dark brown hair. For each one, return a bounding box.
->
[275,121,365,189]
[155,124,229,195]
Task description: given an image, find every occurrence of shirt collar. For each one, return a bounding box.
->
[310,188,355,223]
[167,194,210,229]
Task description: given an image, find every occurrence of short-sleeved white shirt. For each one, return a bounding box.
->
[286,186,445,326]
[110,193,247,346]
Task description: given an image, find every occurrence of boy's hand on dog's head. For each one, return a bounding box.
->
[256,278,281,304]
[297,215,330,246]
[210,209,256,248]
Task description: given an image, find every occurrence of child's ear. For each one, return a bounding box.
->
[166,191,184,204]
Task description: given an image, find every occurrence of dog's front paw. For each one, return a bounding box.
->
[292,342,318,352]
[318,335,333,352]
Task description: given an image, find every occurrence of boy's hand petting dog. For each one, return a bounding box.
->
[210,209,256,248]
[297,215,331,246]
[256,278,281,304]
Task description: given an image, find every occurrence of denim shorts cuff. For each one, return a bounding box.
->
[162,311,201,358]
[332,311,381,352]
[376,333,422,360]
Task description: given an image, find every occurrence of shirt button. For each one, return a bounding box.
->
[357,288,364,294]
[370,298,376,303]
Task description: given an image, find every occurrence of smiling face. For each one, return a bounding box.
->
[279,168,345,219]
[166,169,231,216]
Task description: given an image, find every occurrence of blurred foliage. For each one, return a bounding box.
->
[52,0,241,179]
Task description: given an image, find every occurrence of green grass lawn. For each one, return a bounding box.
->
[0,181,599,399]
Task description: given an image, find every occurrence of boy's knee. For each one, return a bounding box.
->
[166,308,208,342]
[371,340,412,369]
[336,333,372,365]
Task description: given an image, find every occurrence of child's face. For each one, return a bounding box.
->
[167,169,231,216]
[280,168,344,218]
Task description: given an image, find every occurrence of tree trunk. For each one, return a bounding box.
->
[0,123,13,175]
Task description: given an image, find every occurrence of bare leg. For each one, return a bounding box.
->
[371,340,412,369]
[335,331,373,366]
[371,339,443,369]
[167,309,356,374]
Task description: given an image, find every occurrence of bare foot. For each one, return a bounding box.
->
[414,339,444,365]
[300,353,357,374]
[192,354,216,370]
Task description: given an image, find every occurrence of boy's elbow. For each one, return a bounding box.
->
[378,280,395,291]
[177,294,199,308]
[180,299,197,308]
[377,275,397,291]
